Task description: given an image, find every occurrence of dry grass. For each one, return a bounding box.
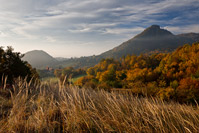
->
[0,79,199,132]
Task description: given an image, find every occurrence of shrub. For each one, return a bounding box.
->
[158,87,175,101]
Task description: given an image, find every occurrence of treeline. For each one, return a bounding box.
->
[74,43,199,103]
[0,46,39,85]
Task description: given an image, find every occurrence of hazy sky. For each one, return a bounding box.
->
[0,0,199,57]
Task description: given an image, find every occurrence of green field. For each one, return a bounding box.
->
[41,77,59,84]
[41,74,86,84]
[69,74,86,83]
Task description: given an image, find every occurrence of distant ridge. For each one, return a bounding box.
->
[177,33,199,42]
[55,57,69,61]
[22,50,58,69]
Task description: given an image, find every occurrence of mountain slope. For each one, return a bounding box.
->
[177,33,199,42]
[99,25,194,58]
[22,50,58,69]
[58,25,199,68]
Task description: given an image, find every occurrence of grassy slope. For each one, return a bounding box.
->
[0,79,199,132]
[41,77,59,84]
[41,74,86,84]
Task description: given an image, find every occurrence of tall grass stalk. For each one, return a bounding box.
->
[0,78,199,132]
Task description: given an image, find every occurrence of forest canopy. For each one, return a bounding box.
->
[74,43,199,103]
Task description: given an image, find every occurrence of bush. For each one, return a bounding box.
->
[158,87,175,101]
[176,78,199,102]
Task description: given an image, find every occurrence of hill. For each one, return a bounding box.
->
[22,50,58,69]
[58,25,199,68]
[99,25,194,58]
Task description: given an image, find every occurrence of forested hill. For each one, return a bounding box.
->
[74,42,199,103]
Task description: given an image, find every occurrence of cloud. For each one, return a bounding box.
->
[164,24,199,34]
[103,27,144,35]
[45,36,56,43]
[0,0,198,57]
[0,31,8,37]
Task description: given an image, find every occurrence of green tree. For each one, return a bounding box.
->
[0,46,39,84]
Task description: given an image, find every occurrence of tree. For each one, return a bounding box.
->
[0,46,39,85]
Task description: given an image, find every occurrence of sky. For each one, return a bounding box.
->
[0,0,199,58]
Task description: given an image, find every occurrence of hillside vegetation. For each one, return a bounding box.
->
[0,79,199,132]
[74,43,199,103]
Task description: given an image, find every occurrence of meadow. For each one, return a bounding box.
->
[0,78,199,132]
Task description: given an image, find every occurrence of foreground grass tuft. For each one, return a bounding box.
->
[0,79,199,132]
